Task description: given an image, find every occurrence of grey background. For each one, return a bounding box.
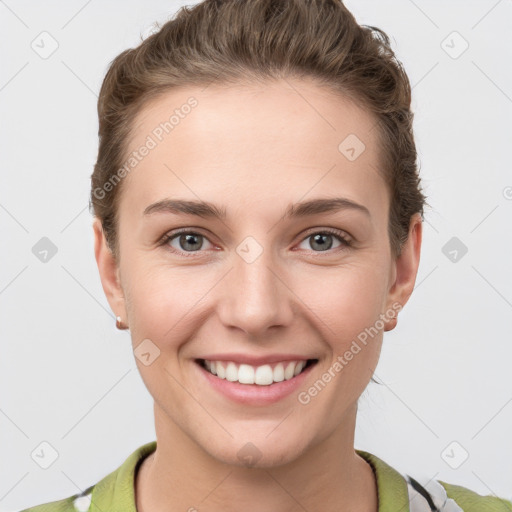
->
[1,0,511,510]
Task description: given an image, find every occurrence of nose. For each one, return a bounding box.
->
[217,248,294,337]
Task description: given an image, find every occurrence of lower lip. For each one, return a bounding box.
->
[195,360,318,406]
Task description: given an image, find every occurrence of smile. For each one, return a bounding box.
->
[197,358,318,386]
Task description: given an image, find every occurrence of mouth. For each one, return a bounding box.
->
[194,358,319,386]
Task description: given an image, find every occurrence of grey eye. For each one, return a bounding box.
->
[168,232,213,252]
[298,232,344,252]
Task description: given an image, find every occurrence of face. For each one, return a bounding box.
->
[94,77,421,468]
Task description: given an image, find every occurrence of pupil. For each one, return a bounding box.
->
[311,233,333,251]
[181,233,201,251]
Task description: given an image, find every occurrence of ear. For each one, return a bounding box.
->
[92,217,127,324]
[383,212,423,331]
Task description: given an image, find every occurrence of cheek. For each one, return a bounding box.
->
[122,261,173,330]
[298,261,388,340]
[124,268,190,392]
[130,289,181,341]
[123,261,211,344]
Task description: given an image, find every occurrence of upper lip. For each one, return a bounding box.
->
[197,354,317,366]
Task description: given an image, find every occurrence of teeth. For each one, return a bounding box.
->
[202,359,310,385]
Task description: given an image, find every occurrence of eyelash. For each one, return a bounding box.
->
[158,227,353,258]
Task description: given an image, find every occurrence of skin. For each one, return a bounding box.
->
[93,77,422,512]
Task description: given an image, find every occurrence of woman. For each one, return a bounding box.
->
[21,0,511,511]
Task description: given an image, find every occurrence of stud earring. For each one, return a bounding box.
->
[116,315,129,330]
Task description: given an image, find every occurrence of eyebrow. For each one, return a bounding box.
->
[143,197,371,220]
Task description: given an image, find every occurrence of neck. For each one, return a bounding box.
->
[136,404,378,512]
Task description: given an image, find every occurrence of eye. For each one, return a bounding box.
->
[297,228,352,253]
[160,229,215,257]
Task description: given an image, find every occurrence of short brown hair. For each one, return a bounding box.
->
[90,0,427,261]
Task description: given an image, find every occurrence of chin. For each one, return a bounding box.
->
[206,435,307,469]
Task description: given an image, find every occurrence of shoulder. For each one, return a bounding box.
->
[356,448,511,512]
[406,474,512,512]
[17,441,157,512]
[439,479,512,512]
[17,486,94,512]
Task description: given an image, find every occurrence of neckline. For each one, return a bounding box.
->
[356,449,410,512]
[90,441,410,512]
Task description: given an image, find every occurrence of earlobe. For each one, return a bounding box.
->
[384,213,423,331]
[92,218,127,322]
[383,316,398,332]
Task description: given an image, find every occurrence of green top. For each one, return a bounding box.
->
[20,441,512,512]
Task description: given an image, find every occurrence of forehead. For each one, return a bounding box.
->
[118,78,387,222]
